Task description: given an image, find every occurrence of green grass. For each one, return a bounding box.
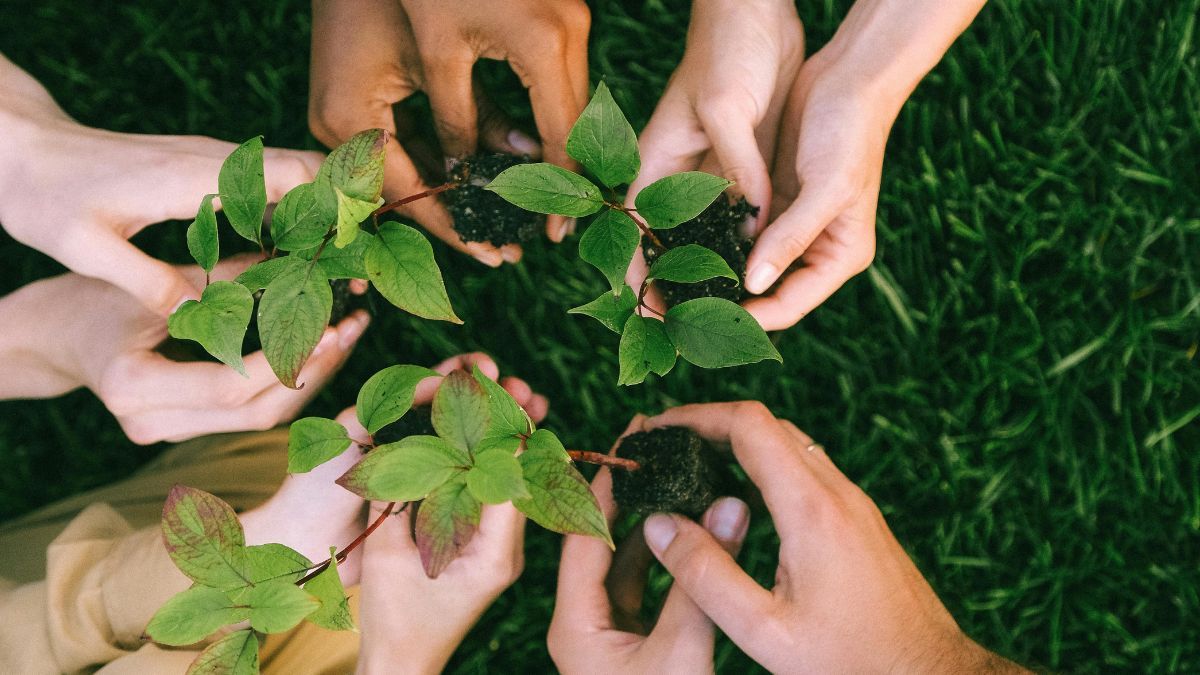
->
[1,0,1198,672]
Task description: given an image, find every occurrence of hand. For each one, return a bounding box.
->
[0,54,324,316]
[625,0,803,313]
[741,55,887,330]
[354,352,547,674]
[547,415,750,675]
[0,255,368,444]
[309,0,591,267]
[637,402,1025,674]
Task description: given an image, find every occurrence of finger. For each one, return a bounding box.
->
[476,82,541,157]
[475,501,527,566]
[499,376,534,407]
[364,501,418,562]
[628,94,707,196]
[605,521,654,632]
[115,348,282,412]
[422,52,479,160]
[413,352,500,404]
[261,148,325,202]
[55,227,200,316]
[517,53,585,243]
[642,512,774,655]
[525,394,550,425]
[741,244,864,331]
[699,117,771,236]
[743,184,849,295]
[554,467,619,628]
[650,497,750,647]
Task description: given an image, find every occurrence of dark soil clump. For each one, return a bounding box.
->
[612,427,729,518]
[445,152,544,246]
[644,196,758,307]
[372,405,436,446]
[329,278,353,325]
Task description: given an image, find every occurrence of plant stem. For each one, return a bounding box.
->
[568,450,641,471]
[294,501,402,586]
[637,280,665,319]
[372,182,457,218]
[619,207,667,253]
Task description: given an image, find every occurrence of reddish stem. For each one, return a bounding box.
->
[295,501,400,586]
[568,450,641,471]
[619,207,667,252]
[373,182,457,218]
[637,280,665,319]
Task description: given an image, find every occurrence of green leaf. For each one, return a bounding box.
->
[219,136,267,244]
[466,438,529,504]
[336,435,469,501]
[647,244,738,284]
[295,231,372,279]
[333,187,381,249]
[316,128,387,202]
[146,585,247,647]
[244,580,319,634]
[513,430,612,547]
[471,365,534,439]
[568,285,637,334]
[288,417,351,473]
[186,629,258,675]
[303,552,356,632]
[235,256,294,292]
[365,222,461,323]
[415,477,481,578]
[356,364,439,434]
[432,370,491,452]
[168,281,254,376]
[161,485,251,590]
[664,297,782,368]
[272,182,334,251]
[579,209,639,293]
[618,314,677,385]
[244,543,312,585]
[258,257,333,388]
[187,194,219,275]
[484,163,604,217]
[566,81,640,188]
[634,172,732,229]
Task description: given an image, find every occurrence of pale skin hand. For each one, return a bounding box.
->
[625,0,803,312]
[547,415,751,675]
[742,0,989,330]
[0,53,325,317]
[637,402,1027,674]
[0,255,369,445]
[354,352,547,675]
[309,0,590,267]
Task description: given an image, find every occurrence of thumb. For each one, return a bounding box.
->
[58,228,200,316]
[743,183,848,295]
[643,511,774,654]
[700,118,771,237]
[261,147,324,203]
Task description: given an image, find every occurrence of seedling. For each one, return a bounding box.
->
[168,130,461,388]
[145,364,618,674]
[485,82,782,385]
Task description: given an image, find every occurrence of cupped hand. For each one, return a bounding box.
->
[309,0,590,268]
[0,54,324,316]
[741,55,889,330]
[637,402,1023,674]
[547,415,750,675]
[15,254,367,445]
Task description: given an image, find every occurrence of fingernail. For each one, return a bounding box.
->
[704,498,749,541]
[552,218,575,242]
[501,246,521,264]
[475,249,504,267]
[507,129,540,156]
[339,312,370,349]
[563,217,577,236]
[643,513,678,554]
[745,262,778,294]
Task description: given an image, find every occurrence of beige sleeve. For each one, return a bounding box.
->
[0,503,198,674]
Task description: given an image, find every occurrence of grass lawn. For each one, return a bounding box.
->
[1,0,1197,671]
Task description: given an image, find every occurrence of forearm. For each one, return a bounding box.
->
[815,0,987,118]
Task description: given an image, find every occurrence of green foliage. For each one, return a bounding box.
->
[186,194,219,275]
[336,435,469,502]
[566,80,640,188]
[258,257,332,388]
[466,438,530,504]
[365,222,461,323]
[316,128,387,203]
[167,281,253,376]
[486,83,778,384]
[295,232,371,279]
[484,163,605,217]
[304,553,356,632]
[244,581,320,633]
[219,137,268,245]
[472,365,534,439]
[356,364,439,434]
[271,182,333,251]
[187,630,258,675]
[513,430,613,548]
[431,370,491,452]
[286,417,351,473]
[415,477,481,578]
[145,585,248,646]
[160,485,251,590]
[332,186,380,249]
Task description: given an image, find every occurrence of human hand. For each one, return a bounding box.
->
[0,255,368,444]
[547,415,750,675]
[638,402,1025,674]
[625,0,803,313]
[0,54,324,316]
[740,55,888,330]
[309,0,590,268]
[354,352,547,674]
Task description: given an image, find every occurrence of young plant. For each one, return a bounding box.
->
[484,82,782,385]
[145,364,616,674]
[168,130,460,387]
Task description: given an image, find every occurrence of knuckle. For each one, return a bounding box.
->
[120,418,160,446]
[778,229,816,258]
[734,400,775,426]
[554,2,591,35]
[308,102,368,148]
[852,239,877,273]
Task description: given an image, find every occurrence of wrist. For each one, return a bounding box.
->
[0,281,86,399]
[356,627,457,675]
